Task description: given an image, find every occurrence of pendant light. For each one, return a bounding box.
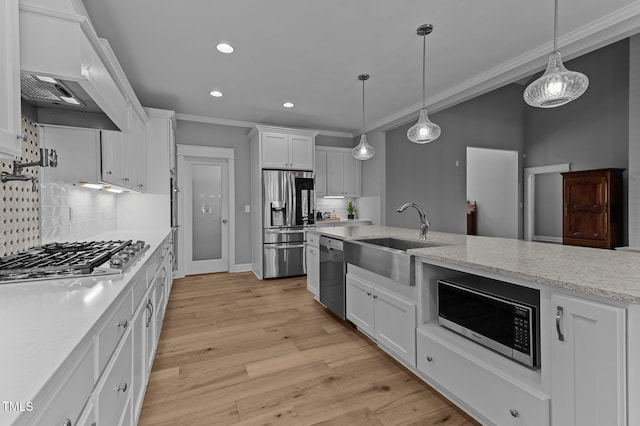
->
[407,24,441,144]
[523,0,589,108]
[352,73,375,160]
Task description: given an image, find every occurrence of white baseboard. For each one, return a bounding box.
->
[230,263,252,273]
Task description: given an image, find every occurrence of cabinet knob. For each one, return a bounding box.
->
[116,382,128,393]
[106,170,112,175]
[372,294,378,299]
[117,320,128,329]
[138,184,144,188]
[62,419,72,426]
[426,356,433,362]
[509,409,519,418]
[122,177,130,182]
[366,292,371,296]
[17,133,27,141]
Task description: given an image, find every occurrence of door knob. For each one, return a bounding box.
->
[222,219,228,224]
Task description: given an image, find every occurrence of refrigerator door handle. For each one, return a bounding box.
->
[265,244,306,249]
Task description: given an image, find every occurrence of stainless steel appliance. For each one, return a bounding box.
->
[319,236,345,319]
[437,275,540,367]
[262,170,314,278]
[0,240,149,284]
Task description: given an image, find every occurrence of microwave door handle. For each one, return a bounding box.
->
[556,306,565,342]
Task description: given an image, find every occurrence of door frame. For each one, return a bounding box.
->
[524,163,570,242]
[176,144,235,276]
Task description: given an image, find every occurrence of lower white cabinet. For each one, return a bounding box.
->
[95,330,132,426]
[306,233,319,298]
[417,328,549,425]
[551,293,626,426]
[346,273,416,367]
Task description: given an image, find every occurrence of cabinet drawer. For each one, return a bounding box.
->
[417,329,549,426]
[96,290,133,375]
[96,330,133,426]
[307,233,320,248]
[30,344,94,426]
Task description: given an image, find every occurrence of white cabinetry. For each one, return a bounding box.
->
[314,150,327,196]
[346,273,416,367]
[417,327,549,425]
[316,147,361,197]
[95,330,132,426]
[251,125,317,170]
[306,233,320,298]
[0,0,21,158]
[551,293,626,426]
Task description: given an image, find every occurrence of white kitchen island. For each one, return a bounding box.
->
[308,225,640,426]
[0,229,174,426]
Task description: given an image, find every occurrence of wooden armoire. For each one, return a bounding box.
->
[561,168,624,249]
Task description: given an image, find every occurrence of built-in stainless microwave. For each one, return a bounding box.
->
[437,275,540,368]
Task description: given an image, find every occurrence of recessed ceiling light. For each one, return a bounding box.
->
[210,90,223,98]
[216,43,234,54]
[283,102,295,108]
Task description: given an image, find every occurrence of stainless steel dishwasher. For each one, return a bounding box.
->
[319,236,345,319]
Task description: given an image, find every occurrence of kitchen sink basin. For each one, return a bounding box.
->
[343,237,442,286]
[356,237,439,251]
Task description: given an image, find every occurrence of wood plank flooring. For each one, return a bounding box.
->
[139,272,479,426]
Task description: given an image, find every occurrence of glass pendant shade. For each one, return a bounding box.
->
[523,51,589,108]
[407,109,441,144]
[352,134,375,160]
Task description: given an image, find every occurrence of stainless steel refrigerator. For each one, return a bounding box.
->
[262,170,314,278]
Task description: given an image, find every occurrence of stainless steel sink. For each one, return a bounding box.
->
[343,237,441,286]
[356,237,439,251]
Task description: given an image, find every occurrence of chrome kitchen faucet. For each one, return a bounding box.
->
[397,202,430,240]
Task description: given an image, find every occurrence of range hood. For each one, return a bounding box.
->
[19,3,145,130]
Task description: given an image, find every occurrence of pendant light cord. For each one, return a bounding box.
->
[422,34,426,108]
[361,78,365,134]
[553,0,558,52]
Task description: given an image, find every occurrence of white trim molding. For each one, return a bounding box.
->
[177,144,234,159]
[524,163,571,242]
[176,113,353,139]
[230,263,252,273]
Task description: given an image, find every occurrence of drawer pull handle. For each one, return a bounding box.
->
[510,408,519,418]
[116,382,128,393]
[366,292,372,296]
[117,320,128,329]
[556,306,565,342]
[62,419,72,426]
[372,295,378,299]
[426,356,433,362]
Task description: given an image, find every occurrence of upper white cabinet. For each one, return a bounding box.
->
[0,0,22,158]
[251,125,317,170]
[314,150,327,196]
[317,147,361,197]
[551,293,626,426]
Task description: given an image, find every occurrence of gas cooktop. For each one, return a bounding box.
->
[0,240,149,283]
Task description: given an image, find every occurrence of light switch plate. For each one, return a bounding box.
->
[244,205,250,213]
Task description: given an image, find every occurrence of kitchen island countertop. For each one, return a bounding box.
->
[308,225,640,304]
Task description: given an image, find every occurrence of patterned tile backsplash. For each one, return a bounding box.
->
[40,183,117,244]
[0,117,41,257]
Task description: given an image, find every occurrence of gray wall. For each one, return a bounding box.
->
[316,134,353,148]
[524,38,630,244]
[176,120,253,264]
[385,84,526,234]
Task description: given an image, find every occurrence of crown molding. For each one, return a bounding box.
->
[175,113,353,139]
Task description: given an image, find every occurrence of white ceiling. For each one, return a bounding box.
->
[83,0,640,136]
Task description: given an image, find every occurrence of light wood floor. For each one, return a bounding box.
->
[139,272,479,426]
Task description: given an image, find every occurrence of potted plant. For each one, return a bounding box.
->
[347,201,356,220]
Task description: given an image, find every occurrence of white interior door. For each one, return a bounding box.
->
[183,157,229,274]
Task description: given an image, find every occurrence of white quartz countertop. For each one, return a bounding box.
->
[309,225,640,304]
[0,228,171,425]
[313,218,372,227]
